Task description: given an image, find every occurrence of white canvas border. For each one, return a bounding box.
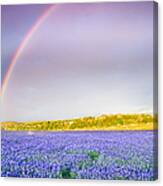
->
[0,0,162,186]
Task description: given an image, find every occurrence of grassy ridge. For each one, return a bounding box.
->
[1,114,157,131]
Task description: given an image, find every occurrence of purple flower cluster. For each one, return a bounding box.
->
[1,131,157,180]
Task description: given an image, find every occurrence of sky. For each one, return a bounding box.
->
[1,2,154,121]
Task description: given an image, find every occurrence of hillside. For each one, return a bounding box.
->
[1,114,157,131]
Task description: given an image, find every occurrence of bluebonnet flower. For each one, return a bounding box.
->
[1,130,157,180]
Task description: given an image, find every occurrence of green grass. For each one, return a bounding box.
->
[1,113,157,131]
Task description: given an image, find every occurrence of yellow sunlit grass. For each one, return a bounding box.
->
[1,114,158,131]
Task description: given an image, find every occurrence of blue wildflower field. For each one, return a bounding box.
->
[1,130,157,180]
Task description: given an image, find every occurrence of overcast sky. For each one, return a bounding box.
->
[1,2,154,121]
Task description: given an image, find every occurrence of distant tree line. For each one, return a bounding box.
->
[1,114,157,131]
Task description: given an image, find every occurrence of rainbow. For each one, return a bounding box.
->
[1,4,56,99]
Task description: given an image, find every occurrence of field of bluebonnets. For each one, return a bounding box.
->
[1,130,157,180]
